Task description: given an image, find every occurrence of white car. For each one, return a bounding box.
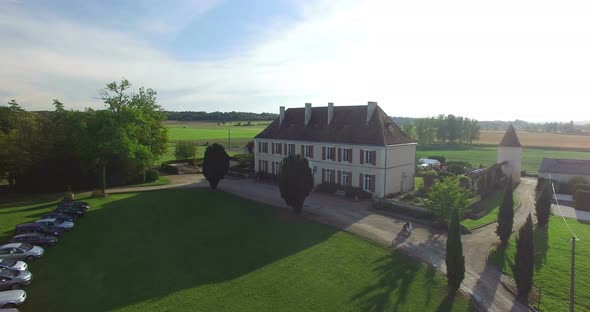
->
[35,218,74,230]
[0,244,44,262]
[0,260,27,272]
[0,290,26,309]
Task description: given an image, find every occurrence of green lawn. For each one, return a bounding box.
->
[1,189,475,312]
[126,176,171,187]
[461,191,518,230]
[417,145,590,175]
[489,216,590,312]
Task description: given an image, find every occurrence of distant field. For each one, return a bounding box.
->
[476,131,590,150]
[417,145,590,175]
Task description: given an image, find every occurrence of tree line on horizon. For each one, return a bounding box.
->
[401,114,481,145]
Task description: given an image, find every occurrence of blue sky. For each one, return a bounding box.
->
[1,0,590,121]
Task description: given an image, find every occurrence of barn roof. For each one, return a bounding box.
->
[255,105,414,146]
[499,124,522,147]
[539,158,590,176]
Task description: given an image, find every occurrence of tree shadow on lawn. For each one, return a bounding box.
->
[435,290,461,312]
[533,225,549,272]
[24,188,339,312]
[0,201,59,216]
[350,253,420,312]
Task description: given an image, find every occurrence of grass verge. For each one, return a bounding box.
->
[462,191,518,230]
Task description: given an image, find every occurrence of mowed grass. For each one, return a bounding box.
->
[461,191,518,230]
[417,145,590,175]
[489,216,590,312]
[165,121,268,142]
[1,189,476,312]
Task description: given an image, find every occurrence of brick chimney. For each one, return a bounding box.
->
[367,101,377,124]
[305,103,312,126]
[279,106,285,126]
[327,102,334,126]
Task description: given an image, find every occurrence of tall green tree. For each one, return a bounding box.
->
[427,176,470,224]
[202,143,229,189]
[514,214,534,298]
[175,141,198,160]
[446,208,465,290]
[496,178,514,247]
[279,155,314,214]
[535,182,552,228]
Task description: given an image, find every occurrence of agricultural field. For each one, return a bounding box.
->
[159,121,271,163]
[1,189,475,312]
[475,130,590,150]
[490,216,590,312]
[417,145,590,175]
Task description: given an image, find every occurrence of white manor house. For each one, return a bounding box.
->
[254,102,417,198]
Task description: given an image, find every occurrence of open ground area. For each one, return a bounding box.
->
[417,145,590,175]
[490,216,590,312]
[1,189,474,312]
[476,131,590,150]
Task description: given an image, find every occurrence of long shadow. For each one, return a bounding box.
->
[533,225,549,272]
[436,290,459,312]
[469,262,503,311]
[0,202,58,216]
[350,254,420,312]
[22,188,339,312]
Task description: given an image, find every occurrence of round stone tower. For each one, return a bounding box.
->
[497,124,522,183]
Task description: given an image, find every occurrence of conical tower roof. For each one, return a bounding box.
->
[499,124,522,147]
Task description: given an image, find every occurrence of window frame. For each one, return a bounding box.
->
[364,174,372,191]
[305,145,313,158]
[326,169,335,184]
[341,171,349,186]
[273,162,281,175]
[364,150,372,164]
[342,149,350,162]
[327,147,335,161]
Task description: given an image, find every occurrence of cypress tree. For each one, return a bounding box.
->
[514,213,534,298]
[446,208,465,290]
[279,155,314,214]
[202,143,230,190]
[536,182,552,228]
[496,178,514,247]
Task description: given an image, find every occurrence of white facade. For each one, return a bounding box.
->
[497,146,521,183]
[254,139,416,198]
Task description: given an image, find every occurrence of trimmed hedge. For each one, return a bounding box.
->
[145,169,160,182]
[575,190,590,212]
[315,183,339,194]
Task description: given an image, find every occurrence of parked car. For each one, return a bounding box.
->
[57,200,89,212]
[55,204,86,217]
[0,290,26,309]
[35,218,74,231]
[0,261,26,272]
[0,269,32,291]
[15,223,65,237]
[9,233,58,248]
[0,244,44,261]
[0,308,20,312]
[41,212,77,222]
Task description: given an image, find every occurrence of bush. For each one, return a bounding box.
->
[145,169,159,182]
[575,190,590,212]
[438,171,456,180]
[315,182,339,194]
[422,170,438,191]
[447,164,467,175]
[459,176,472,192]
[574,184,590,198]
[536,177,559,192]
[402,192,416,201]
[175,141,198,160]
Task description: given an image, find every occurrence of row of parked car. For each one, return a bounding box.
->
[0,199,89,310]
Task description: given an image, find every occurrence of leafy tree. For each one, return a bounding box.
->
[175,141,198,160]
[446,208,465,290]
[427,177,470,224]
[202,143,229,189]
[535,182,552,228]
[496,178,514,247]
[279,155,314,214]
[514,214,534,298]
[246,141,254,154]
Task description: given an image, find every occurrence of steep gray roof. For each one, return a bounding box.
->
[499,124,522,147]
[539,158,590,175]
[255,105,414,146]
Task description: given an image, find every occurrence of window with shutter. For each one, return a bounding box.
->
[372,151,377,166]
[322,146,326,160]
[338,148,342,162]
[360,149,364,164]
[322,168,326,182]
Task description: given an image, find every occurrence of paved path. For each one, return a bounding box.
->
[109,175,537,312]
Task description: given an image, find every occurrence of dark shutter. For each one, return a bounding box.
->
[284,143,287,155]
[348,171,353,186]
[271,143,275,154]
[301,145,304,156]
[258,142,261,153]
[372,151,376,166]
[338,148,342,162]
[322,168,326,183]
[310,146,314,158]
[291,144,295,155]
[258,160,262,171]
[370,175,376,192]
[322,147,326,160]
[278,143,282,155]
[360,149,364,164]
[337,170,341,185]
[359,173,363,189]
[271,162,275,175]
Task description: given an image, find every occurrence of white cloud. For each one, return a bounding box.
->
[1,0,589,121]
